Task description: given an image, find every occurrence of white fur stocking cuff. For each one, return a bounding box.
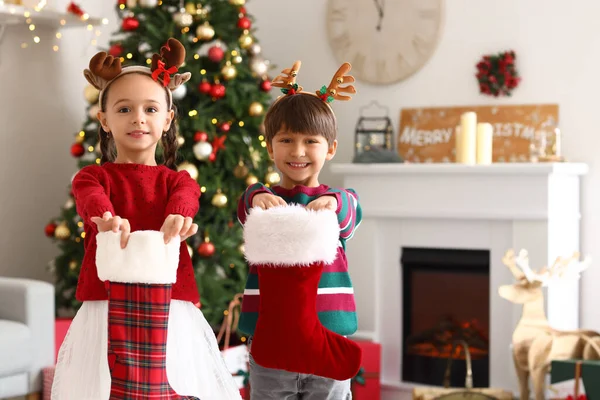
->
[243,204,340,266]
[96,230,180,284]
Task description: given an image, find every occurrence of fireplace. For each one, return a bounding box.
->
[330,162,586,399]
[401,247,490,387]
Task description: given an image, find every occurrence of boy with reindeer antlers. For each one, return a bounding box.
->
[237,61,363,399]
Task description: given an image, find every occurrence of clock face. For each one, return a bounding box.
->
[326,0,444,85]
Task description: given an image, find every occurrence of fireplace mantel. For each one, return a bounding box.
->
[330,162,588,399]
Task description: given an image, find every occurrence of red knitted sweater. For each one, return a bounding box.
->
[72,162,200,303]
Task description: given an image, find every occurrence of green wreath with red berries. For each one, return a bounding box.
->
[476,50,521,97]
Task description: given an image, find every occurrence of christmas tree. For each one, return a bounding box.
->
[45,0,278,327]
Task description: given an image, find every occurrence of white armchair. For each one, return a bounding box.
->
[0,277,54,399]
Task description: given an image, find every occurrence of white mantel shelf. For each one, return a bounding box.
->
[330,162,589,176]
[330,162,588,221]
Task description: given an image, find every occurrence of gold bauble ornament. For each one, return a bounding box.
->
[245,174,258,186]
[54,223,71,240]
[84,84,100,104]
[185,2,196,15]
[75,134,85,144]
[69,260,78,271]
[221,63,237,80]
[187,243,193,258]
[196,22,215,40]
[229,0,245,5]
[239,31,253,49]
[211,190,228,208]
[177,136,185,146]
[233,161,249,178]
[265,168,281,185]
[232,55,243,64]
[248,101,264,117]
[239,244,245,253]
[177,162,199,181]
[173,9,194,27]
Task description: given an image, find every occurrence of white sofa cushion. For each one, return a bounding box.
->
[0,320,33,376]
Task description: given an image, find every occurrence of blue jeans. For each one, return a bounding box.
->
[248,339,351,400]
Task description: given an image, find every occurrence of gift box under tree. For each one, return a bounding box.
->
[350,340,381,400]
[550,359,600,400]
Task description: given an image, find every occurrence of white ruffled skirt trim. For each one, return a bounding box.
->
[51,300,242,400]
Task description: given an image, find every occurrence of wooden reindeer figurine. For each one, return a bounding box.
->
[499,249,600,400]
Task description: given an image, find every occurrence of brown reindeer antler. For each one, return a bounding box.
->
[316,62,356,103]
[150,38,188,88]
[502,249,527,282]
[84,52,122,90]
[272,60,303,94]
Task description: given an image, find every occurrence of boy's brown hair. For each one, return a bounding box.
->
[263,93,338,146]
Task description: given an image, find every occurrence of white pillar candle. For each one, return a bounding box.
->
[476,122,493,165]
[456,112,477,164]
[454,126,462,163]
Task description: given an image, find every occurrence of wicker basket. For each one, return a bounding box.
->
[412,340,513,400]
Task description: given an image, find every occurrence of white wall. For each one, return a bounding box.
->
[0,1,116,280]
[2,0,598,331]
[248,0,600,330]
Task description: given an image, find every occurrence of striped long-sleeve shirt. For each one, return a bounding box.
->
[237,182,362,336]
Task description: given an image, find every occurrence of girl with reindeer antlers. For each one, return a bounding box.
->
[51,38,242,400]
[236,60,363,399]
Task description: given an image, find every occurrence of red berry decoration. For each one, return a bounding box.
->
[118,0,126,4]
[260,80,272,92]
[208,153,216,162]
[237,16,251,30]
[194,131,208,142]
[122,16,139,31]
[45,222,57,237]
[198,240,215,257]
[239,6,246,14]
[208,46,224,63]
[220,122,231,133]
[109,43,123,57]
[209,83,226,98]
[71,143,85,157]
[475,50,520,97]
[198,81,212,94]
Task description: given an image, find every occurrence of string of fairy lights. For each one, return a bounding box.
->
[0,0,109,50]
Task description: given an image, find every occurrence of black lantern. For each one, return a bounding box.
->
[353,101,394,160]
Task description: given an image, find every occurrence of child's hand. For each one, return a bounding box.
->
[306,196,337,212]
[90,211,131,249]
[252,193,286,210]
[161,214,198,244]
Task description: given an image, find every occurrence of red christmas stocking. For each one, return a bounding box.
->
[96,231,198,400]
[243,205,362,381]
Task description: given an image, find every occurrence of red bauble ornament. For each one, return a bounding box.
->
[237,16,251,30]
[194,131,208,142]
[208,46,224,63]
[219,122,231,133]
[198,81,212,94]
[45,222,57,237]
[260,80,272,92]
[209,83,226,98]
[109,43,123,57]
[198,241,215,257]
[71,143,85,157]
[122,16,139,31]
[208,153,216,162]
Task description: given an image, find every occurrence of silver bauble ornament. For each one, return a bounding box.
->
[172,84,187,100]
[249,43,261,55]
[250,57,268,76]
[193,141,213,161]
[139,0,158,7]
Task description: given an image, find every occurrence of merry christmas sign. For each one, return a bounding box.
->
[397,104,559,163]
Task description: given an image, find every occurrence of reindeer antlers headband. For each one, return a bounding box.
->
[271,60,357,104]
[84,38,191,110]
